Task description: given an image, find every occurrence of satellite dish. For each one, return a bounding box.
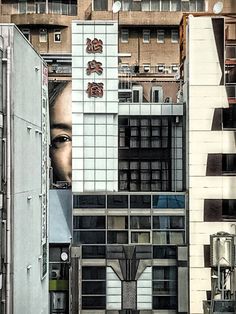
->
[213,1,223,14]
[112,1,121,13]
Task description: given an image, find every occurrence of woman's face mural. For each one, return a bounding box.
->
[49,81,72,185]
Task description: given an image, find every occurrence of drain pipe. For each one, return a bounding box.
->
[6,46,12,314]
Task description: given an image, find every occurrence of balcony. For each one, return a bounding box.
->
[119,65,179,78]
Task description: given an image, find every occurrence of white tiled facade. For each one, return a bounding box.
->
[72,21,119,192]
[186,16,236,314]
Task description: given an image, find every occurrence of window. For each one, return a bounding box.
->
[22,28,30,41]
[153,246,177,259]
[73,195,106,208]
[222,154,236,173]
[107,231,128,244]
[141,0,150,11]
[153,195,185,208]
[39,28,47,43]
[54,29,61,42]
[170,0,181,11]
[82,246,106,258]
[121,29,129,43]
[157,30,165,43]
[73,231,105,244]
[108,216,128,229]
[93,0,108,10]
[131,231,150,243]
[73,216,105,229]
[130,195,151,208]
[107,195,128,208]
[223,107,236,129]
[153,266,177,310]
[82,266,106,309]
[130,216,151,229]
[171,29,179,43]
[161,0,170,11]
[222,200,236,219]
[19,0,27,13]
[143,29,150,43]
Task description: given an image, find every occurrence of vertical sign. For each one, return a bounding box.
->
[72,21,119,192]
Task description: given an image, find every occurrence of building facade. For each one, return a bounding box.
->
[0,24,49,313]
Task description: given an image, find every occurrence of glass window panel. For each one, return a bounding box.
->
[108,216,128,229]
[93,0,108,10]
[153,296,177,310]
[153,231,167,244]
[74,195,106,208]
[151,182,161,191]
[130,182,139,191]
[170,0,180,11]
[169,231,185,244]
[130,216,151,229]
[82,246,106,259]
[151,0,160,11]
[107,231,128,244]
[82,281,106,295]
[141,0,150,11]
[73,216,105,229]
[152,171,160,180]
[151,138,161,147]
[153,195,168,208]
[122,0,131,11]
[74,231,105,244]
[131,127,139,136]
[161,0,170,11]
[153,246,177,259]
[152,118,161,126]
[82,266,106,279]
[153,266,177,280]
[82,296,106,309]
[141,172,151,180]
[130,119,139,126]
[131,171,139,180]
[131,232,150,243]
[153,281,177,295]
[130,161,139,169]
[153,216,184,229]
[130,138,139,148]
[119,161,129,169]
[130,195,151,208]
[107,195,128,208]
[153,195,185,208]
[152,127,161,136]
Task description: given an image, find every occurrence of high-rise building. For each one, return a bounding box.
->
[0,24,49,313]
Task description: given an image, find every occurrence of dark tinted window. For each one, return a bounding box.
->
[153,296,177,310]
[82,296,106,309]
[222,154,236,173]
[130,195,151,208]
[107,231,128,244]
[222,200,236,219]
[130,216,151,229]
[153,246,177,259]
[73,195,105,208]
[73,216,105,229]
[82,281,106,295]
[73,231,105,244]
[107,195,128,208]
[82,246,106,259]
[82,266,106,279]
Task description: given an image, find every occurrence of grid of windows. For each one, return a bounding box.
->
[120,0,204,12]
[117,116,177,192]
[119,117,170,149]
[73,214,185,248]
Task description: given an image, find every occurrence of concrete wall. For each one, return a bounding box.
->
[0,25,49,314]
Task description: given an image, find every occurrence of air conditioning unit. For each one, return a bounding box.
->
[143,65,150,73]
[51,269,60,279]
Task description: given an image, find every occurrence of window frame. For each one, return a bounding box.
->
[54,29,61,43]
[157,29,165,43]
[143,29,151,43]
[121,28,129,43]
[171,29,179,43]
[39,28,47,43]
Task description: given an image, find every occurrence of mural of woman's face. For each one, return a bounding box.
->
[50,82,72,183]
